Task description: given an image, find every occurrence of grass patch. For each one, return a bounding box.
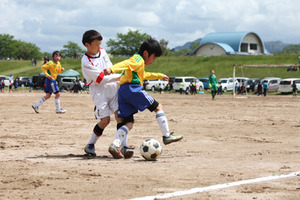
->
[1,54,299,80]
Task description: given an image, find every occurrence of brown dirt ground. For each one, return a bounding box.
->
[0,91,300,200]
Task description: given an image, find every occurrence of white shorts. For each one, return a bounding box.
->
[89,82,119,119]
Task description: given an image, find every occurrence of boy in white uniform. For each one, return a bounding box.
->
[81,30,131,158]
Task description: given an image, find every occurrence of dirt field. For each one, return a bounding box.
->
[0,91,300,200]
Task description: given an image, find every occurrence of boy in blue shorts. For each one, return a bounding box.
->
[104,37,183,159]
[32,51,66,114]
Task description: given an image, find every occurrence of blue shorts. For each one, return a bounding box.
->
[118,83,155,118]
[45,78,59,94]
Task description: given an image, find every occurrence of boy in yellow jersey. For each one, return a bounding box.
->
[104,37,183,159]
[32,51,66,114]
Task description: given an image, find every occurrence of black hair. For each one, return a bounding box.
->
[52,51,61,58]
[82,30,103,45]
[138,37,162,58]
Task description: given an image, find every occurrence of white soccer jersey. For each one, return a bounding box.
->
[81,48,120,86]
[81,48,121,119]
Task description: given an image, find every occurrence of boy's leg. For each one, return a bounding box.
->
[55,92,66,113]
[84,122,106,156]
[149,101,183,145]
[109,115,134,159]
[32,93,51,113]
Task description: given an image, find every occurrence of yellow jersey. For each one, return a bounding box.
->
[41,60,63,80]
[110,54,163,86]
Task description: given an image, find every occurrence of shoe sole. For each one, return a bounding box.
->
[32,105,39,113]
[109,148,124,159]
[163,136,183,145]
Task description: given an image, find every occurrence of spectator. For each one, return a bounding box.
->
[263,81,268,97]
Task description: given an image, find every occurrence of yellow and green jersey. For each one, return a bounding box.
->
[41,60,63,80]
[110,54,163,86]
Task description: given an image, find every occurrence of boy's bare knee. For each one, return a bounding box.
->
[125,122,134,130]
[154,103,163,112]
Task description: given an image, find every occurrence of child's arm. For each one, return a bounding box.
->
[41,63,52,79]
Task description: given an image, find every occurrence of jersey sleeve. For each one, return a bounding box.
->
[144,72,164,80]
[81,60,105,84]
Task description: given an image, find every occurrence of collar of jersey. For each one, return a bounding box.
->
[85,51,101,59]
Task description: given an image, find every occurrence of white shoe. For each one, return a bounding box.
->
[32,105,39,113]
[56,108,66,114]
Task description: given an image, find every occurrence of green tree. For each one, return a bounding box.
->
[159,39,170,56]
[60,41,84,58]
[107,29,150,56]
[281,44,300,54]
[0,34,16,59]
[15,40,42,60]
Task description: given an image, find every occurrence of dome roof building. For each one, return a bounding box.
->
[192,32,269,56]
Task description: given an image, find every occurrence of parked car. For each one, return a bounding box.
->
[173,76,203,91]
[254,77,282,93]
[143,79,168,91]
[0,75,13,86]
[18,77,32,87]
[218,78,238,92]
[278,78,300,93]
[235,77,249,86]
[245,78,261,92]
[198,78,209,90]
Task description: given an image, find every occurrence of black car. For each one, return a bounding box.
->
[18,77,32,87]
[245,78,261,92]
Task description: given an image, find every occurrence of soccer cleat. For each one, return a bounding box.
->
[84,144,96,156]
[108,143,124,159]
[121,146,135,159]
[56,108,66,113]
[163,132,183,145]
[32,105,39,113]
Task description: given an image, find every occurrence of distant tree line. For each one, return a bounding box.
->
[2,30,298,61]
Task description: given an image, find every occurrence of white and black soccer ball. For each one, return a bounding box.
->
[140,139,162,161]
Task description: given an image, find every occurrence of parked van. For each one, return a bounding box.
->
[173,76,203,91]
[254,77,281,93]
[278,78,300,93]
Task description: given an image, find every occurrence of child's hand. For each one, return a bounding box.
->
[162,75,169,82]
[61,67,65,71]
[104,68,112,75]
[47,75,52,79]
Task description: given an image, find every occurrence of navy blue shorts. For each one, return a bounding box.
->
[44,78,59,94]
[118,83,155,118]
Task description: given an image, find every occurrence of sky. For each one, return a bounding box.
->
[0,0,299,53]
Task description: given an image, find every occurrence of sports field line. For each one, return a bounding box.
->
[130,171,300,200]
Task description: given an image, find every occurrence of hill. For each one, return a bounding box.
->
[1,54,299,81]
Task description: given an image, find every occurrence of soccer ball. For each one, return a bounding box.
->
[140,139,162,161]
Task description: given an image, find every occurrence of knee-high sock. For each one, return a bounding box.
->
[35,97,45,107]
[156,110,170,137]
[55,98,60,110]
[88,124,104,145]
[113,125,129,148]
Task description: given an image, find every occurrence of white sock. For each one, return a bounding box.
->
[88,132,100,145]
[113,125,129,148]
[156,110,170,137]
[55,98,60,110]
[35,97,45,107]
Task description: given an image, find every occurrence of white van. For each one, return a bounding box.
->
[173,76,203,91]
[278,78,300,93]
